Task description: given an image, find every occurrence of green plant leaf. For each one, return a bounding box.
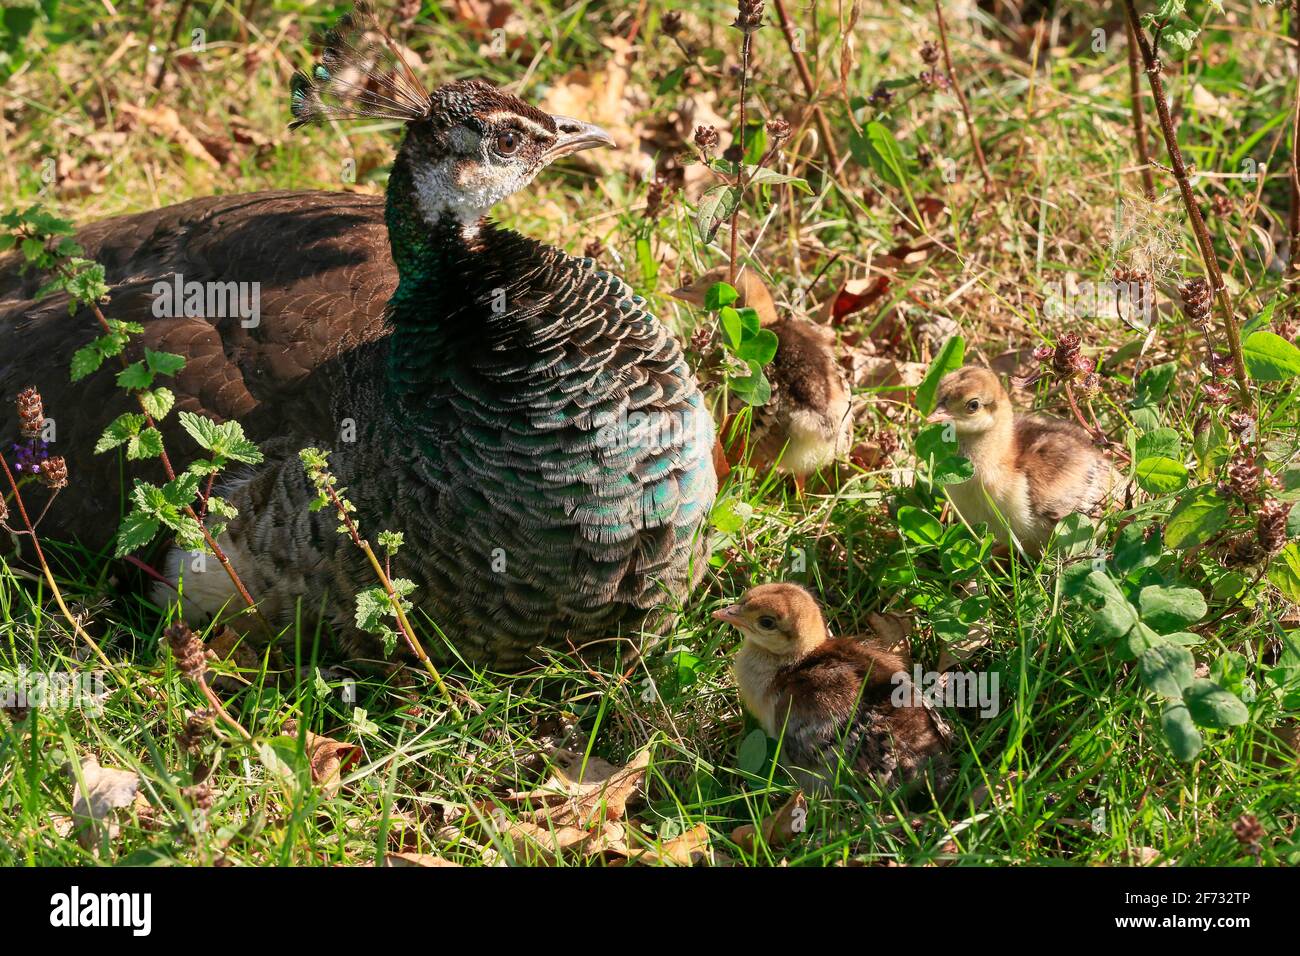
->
[114,511,161,557]
[744,166,812,193]
[737,728,769,774]
[1135,456,1188,494]
[138,387,175,421]
[915,336,965,415]
[145,348,186,377]
[1113,521,1163,576]
[932,455,974,485]
[1165,486,1229,549]
[896,505,944,547]
[1161,702,1203,762]
[1183,678,1249,728]
[696,184,741,242]
[1138,585,1207,631]
[70,343,105,381]
[1140,643,1195,699]
[1267,543,1300,602]
[735,328,778,365]
[1243,330,1300,381]
[126,427,164,460]
[94,412,146,453]
[1080,571,1140,640]
[1135,427,1181,461]
[115,361,154,391]
[849,120,910,190]
[719,306,743,350]
[704,281,738,311]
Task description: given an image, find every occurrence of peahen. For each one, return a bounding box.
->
[0,5,717,669]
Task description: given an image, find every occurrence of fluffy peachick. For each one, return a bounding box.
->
[714,583,952,796]
[0,5,717,668]
[927,367,1122,556]
[672,268,852,489]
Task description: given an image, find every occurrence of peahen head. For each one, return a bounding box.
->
[290,4,613,230]
[397,80,614,228]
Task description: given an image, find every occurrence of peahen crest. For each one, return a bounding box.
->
[289,2,429,128]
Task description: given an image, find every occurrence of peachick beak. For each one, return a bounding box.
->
[712,605,744,627]
[546,116,617,161]
[926,408,953,425]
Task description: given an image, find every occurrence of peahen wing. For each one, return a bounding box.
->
[0,190,397,548]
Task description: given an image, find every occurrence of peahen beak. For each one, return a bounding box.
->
[546,116,616,161]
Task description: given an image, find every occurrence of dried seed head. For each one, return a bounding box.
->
[1179,277,1212,324]
[583,238,604,260]
[183,781,214,812]
[179,708,215,752]
[1210,193,1234,218]
[38,455,68,491]
[1220,455,1274,503]
[1201,381,1232,405]
[918,69,950,92]
[722,142,744,164]
[1223,533,1265,568]
[1075,372,1102,401]
[919,40,941,65]
[1225,410,1255,437]
[916,143,933,168]
[662,10,683,35]
[693,124,720,155]
[733,0,765,33]
[645,176,669,220]
[1232,814,1263,848]
[16,387,43,439]
[766,117,791,147]
[1257,499,1293,555]
[689,323,714,354]
[1209,351,1235,380]
[868,83,894,108]
[165,621,209,682]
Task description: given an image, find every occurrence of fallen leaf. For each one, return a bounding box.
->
[731,791,808,854]
[825,276,891,325]
[119,102,221,169]
[71,755,139,849]
[625,823,712,866]
[305,731,363,795]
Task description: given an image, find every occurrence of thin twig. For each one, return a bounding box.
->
[932,0,992,189]
[1125,16,1157,202]
[1121,0,1249,397]
[0,455,148,707]
[323,483,460,718]
[729,28,754,285]
[1288,0,1300,284]
[770,0,843,172]
[152,0,194,89]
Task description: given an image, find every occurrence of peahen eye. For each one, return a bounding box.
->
[757,616,777,629]
[495,130,520,155]
[966,398,981,412]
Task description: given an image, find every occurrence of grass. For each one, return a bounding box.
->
[1,0,1298,866]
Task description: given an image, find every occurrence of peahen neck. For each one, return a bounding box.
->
[383,159,479,401]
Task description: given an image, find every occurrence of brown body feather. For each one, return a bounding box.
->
[0,190,396,549]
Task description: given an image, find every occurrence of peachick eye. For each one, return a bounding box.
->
[758,616,776,629]
[966,399,981,412]
[495,130,520,155]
